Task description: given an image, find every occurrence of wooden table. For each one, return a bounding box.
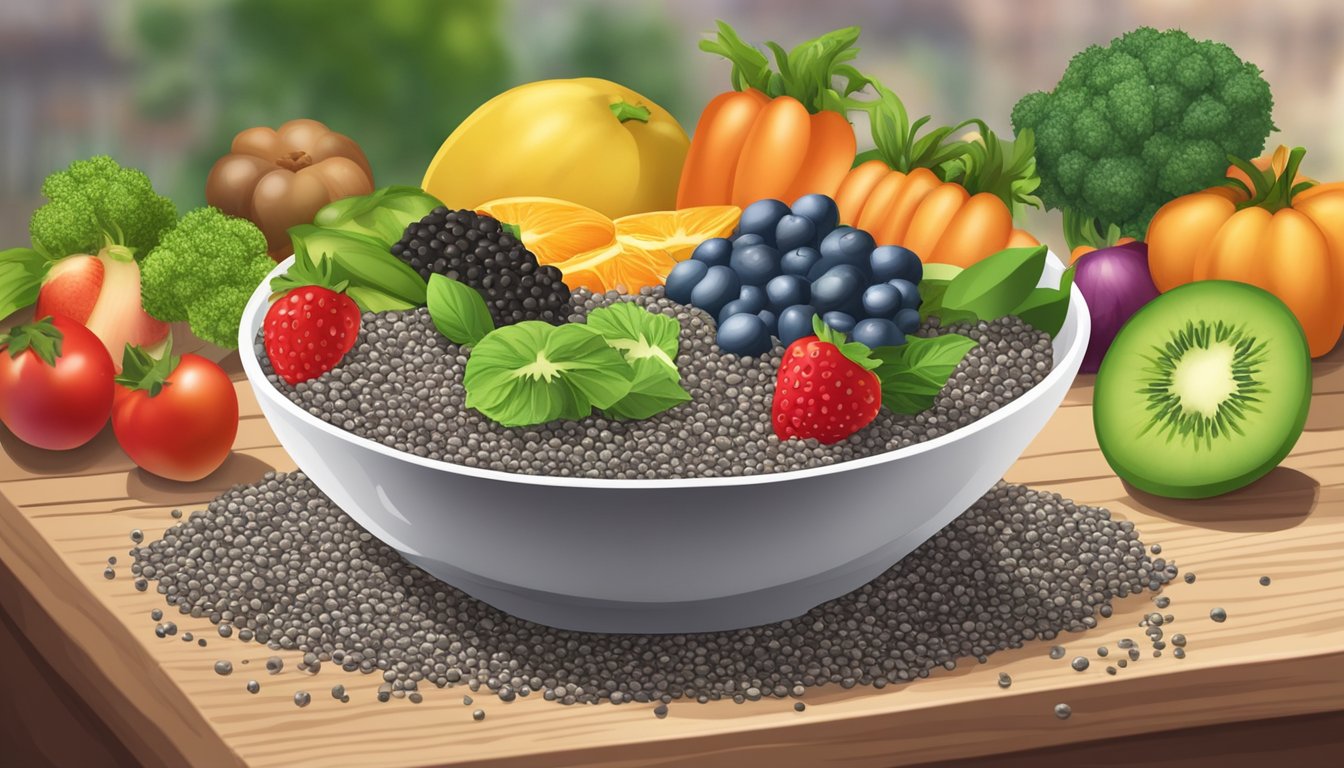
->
[1,339,1342,767]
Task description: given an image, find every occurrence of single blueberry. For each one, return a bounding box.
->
[790,194,840,235]
[665,260,708,304]
[757,309,778,337]
[780,247,822,278]
[819,226,857,259]
[870,245,922,283]
[822,311,856,334]
[738,199,791,247]
[775,214,817,253]
[689,265,741,318]
[718,299,757,325]
[888,278,921,310]
[691,237,732,267]
[737,284,768,311]
[765,274,809,312]
[852,318,906,350]
[729,243,782,286]
[716,313,772,356]
[861,282,903,319]
[777,304,818,346]
[732,233,765,249]
[810,264,866,313]
[894,307,922,334]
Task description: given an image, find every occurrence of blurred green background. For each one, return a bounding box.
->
[2,0,1342,256]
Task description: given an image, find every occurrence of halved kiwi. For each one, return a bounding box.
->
[1094,280,1312,499]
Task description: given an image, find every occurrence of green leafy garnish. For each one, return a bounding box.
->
[0,316,64,366]
[463,323,633,427]
[941,245,1047,319]
[1011,267,1075,337]
[426,275,494,347]
[699,21,871,114]
[812,314,881,370]
[312,186,441,246]
[289,224,427,309]
[0,248,50,321]
[872,334,978,414]
[116,338,180,397]
[586,302,690,419]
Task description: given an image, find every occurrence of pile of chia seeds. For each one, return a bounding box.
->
[256,287,1053,479]
[133,473,1175,706]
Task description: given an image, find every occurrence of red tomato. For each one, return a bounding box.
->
[0,315,115,450]
[112,350,238,482]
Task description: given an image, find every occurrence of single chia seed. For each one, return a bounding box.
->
[163,622,177,636]
[218,625,233,639]
[214,661,233,676]
[131,529,144,543]
[1259,576,1271,586]
[1174,648,1186,659]
[1054,703,1072,720]
[171,510,183,519]
[1117,659,1127,668]
[1071,656,1089,672]
[258,291,1054,480]
[654,704,669,719]
[1210,608,1227,623]
[1106,666,1116,675]
[266,657,283,674]
[1098,604,1112,618]
[103,567,115,580]
[198,639,207,647]
[1171,634,1187,647]
[134,578,148,592]
[998,672,1012,689]
[794,701,806,711]
[1096,647,1108,657]
[150,609,163,621]
[473,709,485,721]
[1150,544,1161,554]
[134,473,1172,706]
[410,692,423,704]
[1129,648,1141,661]
[1049,646,1066,660]
[1184,573,1196,584]
[246,680,260,694]
[108,556,117,565]
[1155,596,1170,609]
[294,691,310,708]
[463,696,473,706]
[331,685,345,700]
[182,632,193,642]
[238,629,254,642]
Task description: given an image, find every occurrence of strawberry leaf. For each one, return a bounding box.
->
[811,314,881,370]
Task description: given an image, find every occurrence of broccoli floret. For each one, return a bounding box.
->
[1011,27,1274,243]
[140,207,275,348]
[28,155,178,259]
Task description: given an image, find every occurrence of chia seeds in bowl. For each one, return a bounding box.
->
[256,286,1054,479]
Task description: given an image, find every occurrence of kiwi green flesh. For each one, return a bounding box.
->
[1094,280,1312,499]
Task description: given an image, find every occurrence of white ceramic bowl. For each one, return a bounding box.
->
[240,255,1088,634]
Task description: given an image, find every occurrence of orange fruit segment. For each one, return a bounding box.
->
[476,197,616,267]
[614,206,741,263]
[553,241,677,294]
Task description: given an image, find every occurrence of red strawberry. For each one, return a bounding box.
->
[263,252,360,385]
[772,316,882,444]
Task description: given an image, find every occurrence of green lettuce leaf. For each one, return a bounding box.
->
[586,301,689,420]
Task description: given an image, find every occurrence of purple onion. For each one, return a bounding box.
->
[1073,242,1159,373]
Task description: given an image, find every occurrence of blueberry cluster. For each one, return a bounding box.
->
[391,208,571,327]
[665,195,923,355]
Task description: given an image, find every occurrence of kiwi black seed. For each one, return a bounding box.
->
[1094,281,1311,499]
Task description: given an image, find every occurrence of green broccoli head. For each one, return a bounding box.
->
[28,155,178,259]
[1011,27,1274,241]
[140,207,276,348]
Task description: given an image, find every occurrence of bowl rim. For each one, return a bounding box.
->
[240,254,1090,490]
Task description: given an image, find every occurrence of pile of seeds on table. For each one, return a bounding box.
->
[132,472,1176,706]
[257,287,1054,480]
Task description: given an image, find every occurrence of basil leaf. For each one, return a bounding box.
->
[603,357,691,420]
[918,279,978,325]
[585,302,679,369]
[941,245,1046,319]
[872,333,978,414]
[289,224,427,306]
[464,323,632,427]
[426,275,494,346]
[1012,266,1074,337]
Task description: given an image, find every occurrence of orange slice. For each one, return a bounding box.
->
[613,206,741,263]
[476,197,616,266]
[552,241,678,294]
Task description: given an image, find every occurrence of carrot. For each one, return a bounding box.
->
[903,183,971,262]
[928,193,1013,267]
[1007,229,1040,248]
[879,168,942,247]
[730,96,812,208]
[855,172,906,237]
[780,110,857,204]
[834,161,889,226]
[676,89,769,208]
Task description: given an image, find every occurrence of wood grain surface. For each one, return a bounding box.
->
[0,328,1341,767]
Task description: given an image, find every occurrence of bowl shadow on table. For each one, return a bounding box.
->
[123,452,277,508]
[1121,467,1318,533]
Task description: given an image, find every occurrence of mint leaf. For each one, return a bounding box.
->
[1011,266,1074,337]
[427,275,494,346]
[941,245,1046,320]
[603,357,691,420]
[872,334,978,414]
[464,323,632,427]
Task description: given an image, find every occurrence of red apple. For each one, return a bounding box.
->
[35,252,169,370]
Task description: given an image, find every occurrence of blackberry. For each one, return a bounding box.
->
[391,207,571,326]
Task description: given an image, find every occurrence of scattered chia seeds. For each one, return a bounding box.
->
[131,529,144,544]
[108,556,117,565]
[134,578,148,592]
[794,701,806,711]
[1098,605,1112,618]
[1174,648,1186,659]
[171,510,183,519]
[653,704,669,719]
[103,567,115,580]
[1096,647,1108,657]
[331,685,346,700]
[150,609,163,621]
[463,696,473,706]
[182,632,193,642]
[134,473,1173,706]
[198,639,207,647]
[294,691,310,708]
[1210,607,1227,623]
[1150,544,1161,554]
[246,680,260,694]
[218,625,233,639]
[1117,659,1127,668]
[214,661,233,676]
[257,288,1054,480]
[998,672,1012,689]
[1171,634,1187,647]
[1259,576,1271,586]
[472,709,485,721]
[1049,646,1066,660]
[266,657,283,674]
[1054,703,1072,720]
[1106,666,1116,675]
[1070,656,1089,672]
[1155,596,1170,609]
[1184,573,1196,584]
